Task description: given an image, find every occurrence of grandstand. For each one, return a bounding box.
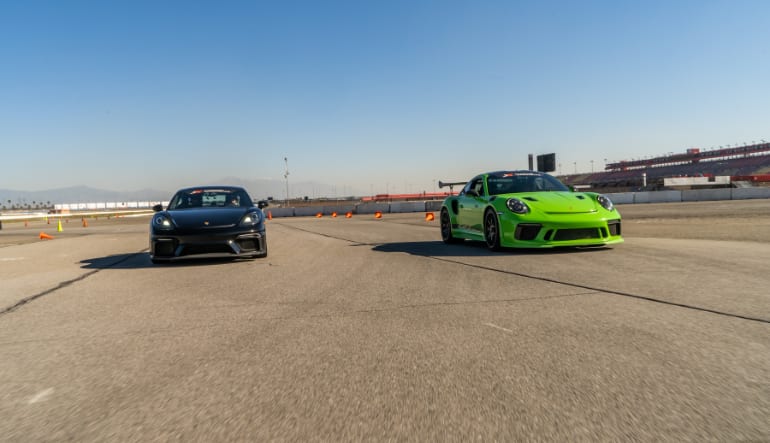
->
[561,142,770,191]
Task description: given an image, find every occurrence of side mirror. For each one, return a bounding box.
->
[152,204,163,212]
[257,200,269,209]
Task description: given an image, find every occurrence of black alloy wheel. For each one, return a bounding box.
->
[440,208,460,244]
[484,209,501,251]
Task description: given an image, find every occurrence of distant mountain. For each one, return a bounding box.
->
[0,178,350,209]
[215,177,354,201]
[0,186,170,208]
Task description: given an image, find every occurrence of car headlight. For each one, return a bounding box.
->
[506,198,530,214]
[152,214,174,230]
[597,194,614,211]
[239,211,261,226]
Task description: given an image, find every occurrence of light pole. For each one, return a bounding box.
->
[283,157,289,206]
[590,160,594,172]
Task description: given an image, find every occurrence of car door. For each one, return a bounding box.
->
[456,176,487,237]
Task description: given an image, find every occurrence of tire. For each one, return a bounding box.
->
[440,208,460,244]
[484,209,502,251]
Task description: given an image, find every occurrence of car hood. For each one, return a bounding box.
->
[501,192,599,214]
[167,208,247,228]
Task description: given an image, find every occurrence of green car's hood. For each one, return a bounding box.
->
[500,192,599,214]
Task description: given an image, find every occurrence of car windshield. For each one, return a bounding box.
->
[487,173,570,195]
[167,189,252,210]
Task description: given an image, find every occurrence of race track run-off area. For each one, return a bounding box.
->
[0,200,768,441]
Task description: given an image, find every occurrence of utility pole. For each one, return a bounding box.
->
[284,157,290,206]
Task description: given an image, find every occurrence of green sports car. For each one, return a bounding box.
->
[440,170,623,250]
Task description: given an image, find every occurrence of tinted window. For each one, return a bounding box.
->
[461,178,485,196]
[487,173,569,195]
[168,189,252,209]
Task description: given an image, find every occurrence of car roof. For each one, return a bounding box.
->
[175,186,248,193]
[485,170,545,176]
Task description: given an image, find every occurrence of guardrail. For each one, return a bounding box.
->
[606,187,770,204]
[265,188,769,218]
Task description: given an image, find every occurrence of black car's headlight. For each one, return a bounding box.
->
[597,194,614,211]
[239,211,262,227]
[152,214,174,230]
[506,198,530,214]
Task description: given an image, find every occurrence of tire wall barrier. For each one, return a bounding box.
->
[389,202,427,213]
[732,187,770,200]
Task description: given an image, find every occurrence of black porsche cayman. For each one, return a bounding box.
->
[149,186,268,263]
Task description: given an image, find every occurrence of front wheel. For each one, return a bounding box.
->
[440,208,460,244]
[484,210,502,251]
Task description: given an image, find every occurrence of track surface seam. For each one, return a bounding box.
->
[0,250,147,317]
[276,222,770,325]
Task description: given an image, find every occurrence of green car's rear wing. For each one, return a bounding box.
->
[438,180,467,192]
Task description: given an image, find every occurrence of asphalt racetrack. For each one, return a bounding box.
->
[1,200,768,441]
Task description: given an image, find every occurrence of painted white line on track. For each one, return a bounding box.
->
[28,388,54,404]
[484,322,513,333]
[0,257,24,261]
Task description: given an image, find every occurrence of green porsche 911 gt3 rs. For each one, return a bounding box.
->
[440,171,623,250]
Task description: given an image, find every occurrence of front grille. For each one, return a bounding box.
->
[180,244,234,256]
[515,224,541,241]
[553,228,600,241]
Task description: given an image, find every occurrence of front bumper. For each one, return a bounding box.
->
[500,216,623,248]
[150,230,267,261]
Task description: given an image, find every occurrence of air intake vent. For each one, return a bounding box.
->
[515,224,541,241]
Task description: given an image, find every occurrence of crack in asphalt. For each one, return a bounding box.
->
[0,251,147,317]
[275,222,770,325]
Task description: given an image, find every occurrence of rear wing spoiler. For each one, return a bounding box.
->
[438,180,466,192]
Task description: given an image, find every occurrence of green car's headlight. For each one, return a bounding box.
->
[597,194,614,211]
[153,214,174,230]
[506,198,530,214]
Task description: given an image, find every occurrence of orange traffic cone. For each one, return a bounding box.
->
[82,218,88,228]
[374,211,382,219]
[425,212,435,222]
[345,212,353,218]
[39,232,54,240]
[331,212,338,218]
[267,211,273,220]
[316,212,323,218]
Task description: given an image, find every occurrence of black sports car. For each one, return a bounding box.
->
[149,186,268,263]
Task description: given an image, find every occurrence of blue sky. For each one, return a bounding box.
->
[1,0,768,196]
